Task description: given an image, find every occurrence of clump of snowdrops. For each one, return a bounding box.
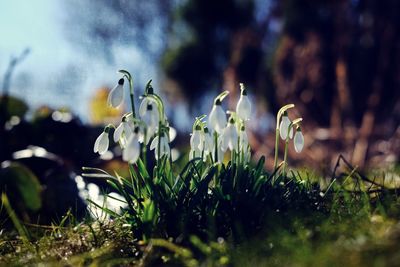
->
[84,70,312,241]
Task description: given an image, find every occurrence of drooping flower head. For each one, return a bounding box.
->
[279,111,293,140]
[122,126,141,163]
[107,78,125,108]
[208,91,229,134]
[294,127,304,153]
[150,131,170,160]
[189,124,204,160]
[236,83,251,121]
[239,125,251,163]
[202,127,214,159]
[113,115,133,143]
[94,126,111,155]
[221,117,239,152]
[140,102,160,144]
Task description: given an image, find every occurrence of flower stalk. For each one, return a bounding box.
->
[282,118,303,176]
[118,70,136,118]
[273,104,295,170]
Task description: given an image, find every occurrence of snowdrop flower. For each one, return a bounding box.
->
[236,83,251,121]
[202,127,214,158]
[208,99,227,134]
[279,112,292,140]
[122,127,141,163]
[113,118,134,143]
[107,78,125,108]
[139,96,157,118]
[140,102,160,144]
[94,128,110,155]
[190,125,203,150]
[150,132,170,160]
[294,128,304,153]
[221,118,239,152]
[239,125,251,162]
[239,126,249,151]
[189,125,204,160]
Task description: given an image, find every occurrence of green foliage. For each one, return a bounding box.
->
[83,154,328,243]
[0,161,42,211]
[0,95,28,118]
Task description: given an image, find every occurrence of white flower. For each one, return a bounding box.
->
[221,119,238,152]
[216,147,225,163]
[107,78,124,108]
[294,129,304,153]
[279,113,291,140]
[236,86,251,121]
[239,126,251,162]
[113,120,133,143]
[208,101,227,134]
[239,127,249,151]
[139,96,157,118]
[202,128,214,158]
[169,126,177,142]
[122,129,141,163]
[189,126,204,160]
[94,131,109,155]
[140,102,160,144]
[150,133,170,159]
[190,127,203,150]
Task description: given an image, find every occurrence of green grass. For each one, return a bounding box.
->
[1,165,400,267]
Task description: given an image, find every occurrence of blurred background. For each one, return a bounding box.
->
[1,0,399,223]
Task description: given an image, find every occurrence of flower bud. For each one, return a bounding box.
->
[294,129,304,153]
[107,78,124,108]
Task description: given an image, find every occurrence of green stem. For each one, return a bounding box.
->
[273,104,295,170]
[214,132,218,162]
[128,77,136,118]
[273,128,280,170]
[282,134,290,177]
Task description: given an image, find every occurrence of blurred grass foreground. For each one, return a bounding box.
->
[1,0,400,266]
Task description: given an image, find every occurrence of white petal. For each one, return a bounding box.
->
[93,134,101,153]
[239,130,249,150]
[94,132,109,155]
[190,130,202,150]
[113,123,124,142]
[150,108,160,126]
[217,147,225,163]
[139,98,150,117]
[227,124,238,151]
[150,136,158,150]
[220,129,229,152]
[236,95,251,121]
[169,127,177,142]
[294,131,304,153]
[160,136,170,157]
[107,84,124,108]
[209,105,226,134]
[289,127,294,139]
[123,122,133,139]
[204,133,214,152]
[279,116,291,140]
[123,136,140,163]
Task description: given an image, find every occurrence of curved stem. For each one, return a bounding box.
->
[118,70,136,117]
[273,104,295,170]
